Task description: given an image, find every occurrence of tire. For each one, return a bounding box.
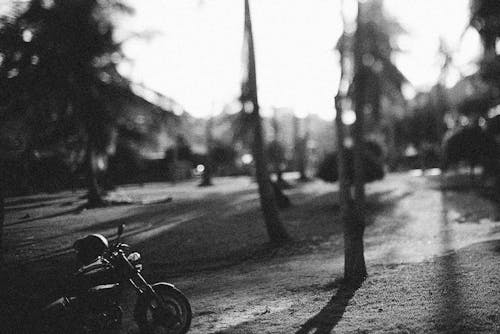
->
[134,283,192,334]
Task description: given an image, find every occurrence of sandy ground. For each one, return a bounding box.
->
[2,171,500,333]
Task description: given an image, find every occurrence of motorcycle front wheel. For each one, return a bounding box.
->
[135,283,192,334]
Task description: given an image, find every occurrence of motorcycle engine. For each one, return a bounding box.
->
[81,303,123,333]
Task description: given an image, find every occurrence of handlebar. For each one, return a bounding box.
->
[110,243,130,252]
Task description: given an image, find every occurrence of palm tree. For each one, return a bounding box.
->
[470,0,500,59]
[335,0,406,282]
[469,0,500,197]
[0,0,132,207]
[240,0,290,244]
[470,0,500,94]
[335,0,367,283]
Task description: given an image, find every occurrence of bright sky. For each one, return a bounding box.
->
[117,0,481,119]
[384,0,481,91]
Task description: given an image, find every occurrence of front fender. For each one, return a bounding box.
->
[133,282,177,320]
[133,282,192,334]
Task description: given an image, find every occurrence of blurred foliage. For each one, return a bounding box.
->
[470,0,500,40]
[470,0,500,97]
[456,97,492,116]
[209,142,237,168]
[335,0,408,173]
[342,0,407,124]
[0,0,132,161]
[317,140,384,184]
[485,114,500,136]
[0,0,141,198]
[266,140,285,168]
[442,125,500,175]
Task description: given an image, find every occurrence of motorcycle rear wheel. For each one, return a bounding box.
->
[135,283,192,334]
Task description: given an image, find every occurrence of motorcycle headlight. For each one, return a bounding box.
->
[127,252,141,263]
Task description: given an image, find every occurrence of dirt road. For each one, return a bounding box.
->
[3,172,500,333]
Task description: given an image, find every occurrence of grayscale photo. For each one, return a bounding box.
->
[0,0,499,333]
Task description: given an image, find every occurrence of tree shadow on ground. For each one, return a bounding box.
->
[278,189,410,256]
[5,196,135,226]
[437,174,500,222]
[2,181,405,333]
[433,191,465,331]
[5,205,85,226]
[210,278,363,334]
[4,194,72,207]
[437,172,500,207]
[5,201,74,213]
[365,189,411,223]
[294,278,364,334]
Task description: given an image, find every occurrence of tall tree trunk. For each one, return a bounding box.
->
[348,82,368,280]
[199,161,213,186]
[252,106,290,243]
[352,11,366,205]
[199,117,214,187]
[86,136,105,207]
[352,73,366,204]
[336,96,366,282]
[271,109,285,186]
[244,0,290,244]
[336,0,367,282]
[480,32,496,60]
[0,161,4,262]
[298,116,310,181]
[293,115,310,181]
[349,0,367,281]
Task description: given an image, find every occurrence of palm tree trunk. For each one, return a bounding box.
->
[86,136,105,207]
[349,82,368,280]
[245,0,290,244]
[0,162,4,262]
[199,164,213,187]
[252,105,290,243]
[294,116,309,181]
[352,73,366,203]
[348,1,368,281]
[199,117,214,187]
[336,96,366,282]
[336,0,367,283]
[300,117,310,181]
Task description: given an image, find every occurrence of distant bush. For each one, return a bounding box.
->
[441,125,500,175]
[210,143,238,168]
[486,115,500,137]
[317,140,385,184]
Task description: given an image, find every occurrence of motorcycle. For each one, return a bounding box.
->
[39,225,192,334]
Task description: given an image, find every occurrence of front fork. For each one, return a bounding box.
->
[131,274,182,327]
[130,272,165,320]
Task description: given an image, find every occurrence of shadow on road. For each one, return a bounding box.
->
[2,178,404,334]
[435,191,465,331]
[295,278,363,334]
[5,205,84,226]
[5,194,72,207]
